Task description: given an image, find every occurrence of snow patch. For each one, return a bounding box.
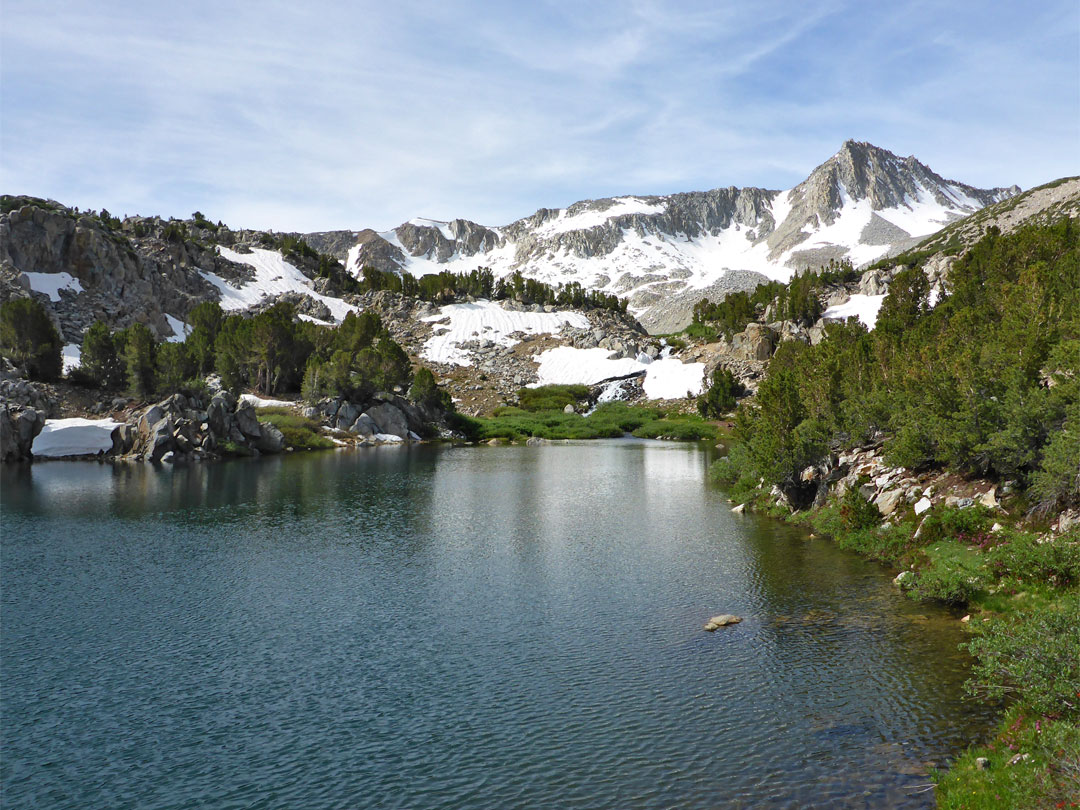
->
[533,346,643,386]
[240,393,294,409]
[420,300,588,366]
[33,417,123,457]
[164,314,189,343]
[62,344,81,373]
[642,357,706,399]
[822,293,887,329]
[534,197,667,237]
[23,271,83,302]
[205,247,358,323]
[533,346,704,399]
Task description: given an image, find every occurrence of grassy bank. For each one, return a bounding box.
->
[257,407,335,450]
[462,399,720,442]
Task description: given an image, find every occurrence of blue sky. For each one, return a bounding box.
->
[2,1,1076,232]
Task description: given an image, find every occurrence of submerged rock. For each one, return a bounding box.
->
[704,614,742,631]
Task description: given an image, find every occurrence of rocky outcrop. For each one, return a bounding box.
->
[0,406,45,462]
[0,368,55,462]
[312,392,442,442]
[111,391,288,463]
[0,199,256,344]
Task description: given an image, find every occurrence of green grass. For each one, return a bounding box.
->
[258,407,334,450]
[515,384,591,412]
[472,401,720,442]
[936,708,1080,809]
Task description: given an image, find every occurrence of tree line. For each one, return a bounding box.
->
[716,219,1079,514]
[689,259,858,338]
[0,298,443,409]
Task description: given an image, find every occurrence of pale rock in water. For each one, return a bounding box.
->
[704,615,743,631]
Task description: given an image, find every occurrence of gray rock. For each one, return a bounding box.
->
[234,404,262,440]
[736,323,777,361]
[349,413,378,438]
[335,402,359,431]
[255,420,285,453]
[147,417,174,462]
[0,406,45,462]
[365,402,409,439]
[138,405,165,438]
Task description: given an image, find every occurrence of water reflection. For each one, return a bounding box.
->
[2,442,994,810]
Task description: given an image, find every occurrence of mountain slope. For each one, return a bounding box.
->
[307,141,1019,333]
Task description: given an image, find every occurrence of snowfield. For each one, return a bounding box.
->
[533,346,705,399]
[420,300,588,366]
[33,417,123,457]
[822,293,887,329]
[533,197,667,237]
[347,175,1001,321]
[204,247,358,323]
[62,344,81,373]
[22,271,83,302]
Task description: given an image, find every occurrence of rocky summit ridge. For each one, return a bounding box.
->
[306,140,1019,332]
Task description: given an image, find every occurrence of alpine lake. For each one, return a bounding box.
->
[1,439,997,809]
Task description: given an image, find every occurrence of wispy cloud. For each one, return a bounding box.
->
[1,0,1075,232]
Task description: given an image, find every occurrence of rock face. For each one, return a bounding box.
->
[0,406,45,462]
[321,141,1018,333]
[365,401,410,439]
[0,200,262,345]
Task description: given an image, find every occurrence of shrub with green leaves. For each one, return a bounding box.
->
[987,529,1080,587]
[906,560,982,605]
[964,602,1080,716]
[257,408,333,450]
[79,320,125,389]
[697,367,743,418]
[917,505,993,546]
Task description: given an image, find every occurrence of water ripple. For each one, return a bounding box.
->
[1,444,995,809]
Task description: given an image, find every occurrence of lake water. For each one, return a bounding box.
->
[1,441,995,809]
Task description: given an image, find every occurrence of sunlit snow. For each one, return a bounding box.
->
[32,417,123,457]
[533,197,667,237]
[23,271,83,302]
[533,346,704,399]
[204,247,358,323]
[62,344,81,373]
[420,300,588,366]
[164,314,190,342]
[822,293,887,329]
[239,393,294,408]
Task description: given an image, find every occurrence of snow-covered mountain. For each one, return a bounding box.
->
[306,141,1019,333]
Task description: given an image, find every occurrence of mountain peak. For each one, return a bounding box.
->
[308,142,1020,333]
